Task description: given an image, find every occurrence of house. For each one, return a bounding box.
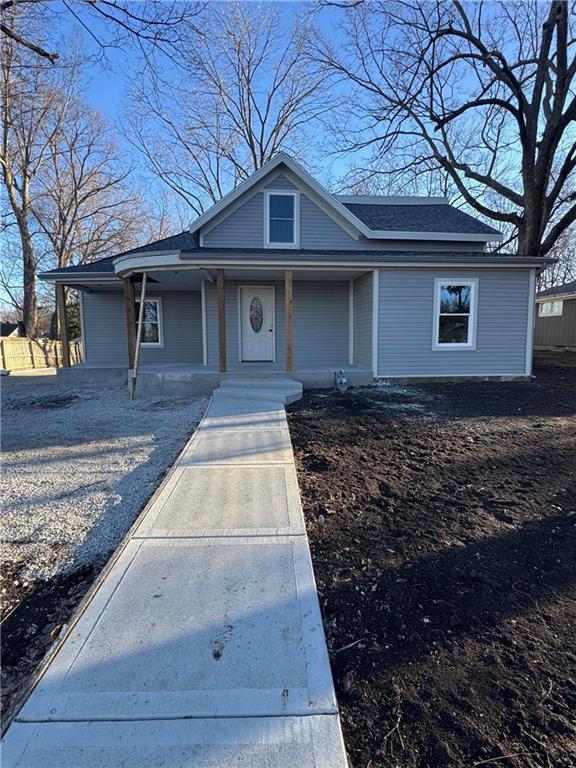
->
[534,280,576,350]
[39,154,552,394]
[1,321,25,338]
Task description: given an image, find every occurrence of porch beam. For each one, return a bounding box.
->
[55,283,70,368]
[217,268,226,373]
[123,276,136,375]
[285,270,293,373]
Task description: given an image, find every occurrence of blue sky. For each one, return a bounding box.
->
[1,2,350,313]
[66,1,352,189]
[77,2,340,121]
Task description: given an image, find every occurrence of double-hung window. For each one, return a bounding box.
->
[538,300,563,317]
[433,279,477,350]
[265,191,299,247]
[135,297,163,347]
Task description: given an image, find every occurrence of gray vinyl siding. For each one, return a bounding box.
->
[353,273,373,368]
[203,177,485,253]
[293,282,349,366]
[377,268,531,376]
[82,291,202,366]
[264,174,298,190]
[534,297,576,347]
[205,280,349,368]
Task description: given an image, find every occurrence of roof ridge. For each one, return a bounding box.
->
[337,196,449,205]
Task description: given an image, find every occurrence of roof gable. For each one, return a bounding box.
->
[189,153,501,243]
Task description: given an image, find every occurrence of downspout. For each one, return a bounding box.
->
[130,271,147,400]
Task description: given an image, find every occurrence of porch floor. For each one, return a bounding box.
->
[59,362,374,395]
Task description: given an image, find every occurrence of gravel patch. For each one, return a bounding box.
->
[2,378,208,580]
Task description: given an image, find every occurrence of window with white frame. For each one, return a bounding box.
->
[135,297,163,346]
[265,191,299,247]
[433,279,477,349]
[538,299,563,317]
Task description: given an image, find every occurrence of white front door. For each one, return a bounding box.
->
[240,286,275,361]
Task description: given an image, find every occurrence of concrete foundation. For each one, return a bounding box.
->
[57,363,374,396]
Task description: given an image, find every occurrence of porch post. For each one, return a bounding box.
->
[285,270,293,372]
[130,272,148,399]
[123,276,136,382]
[55,283,70,368]
[217,268,226,373]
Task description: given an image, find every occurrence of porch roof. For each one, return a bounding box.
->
[39,246,554,284]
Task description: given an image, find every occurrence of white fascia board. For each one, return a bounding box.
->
[113,252,183,275]
[40,272,118,283]
[367,230,502,242]
[180,257,546,270]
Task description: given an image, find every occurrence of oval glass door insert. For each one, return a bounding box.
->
[250,297,263,332]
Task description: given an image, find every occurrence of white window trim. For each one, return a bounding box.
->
[538,299,563,317]
[135,296,164,348]
[264,190,300,249]
[432,277,478,351]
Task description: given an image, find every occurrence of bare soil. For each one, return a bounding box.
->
[287,356,576,768]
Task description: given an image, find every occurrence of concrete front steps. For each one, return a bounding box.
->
[212,377,303,405]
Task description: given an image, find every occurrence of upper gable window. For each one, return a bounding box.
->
[265,191,299,248]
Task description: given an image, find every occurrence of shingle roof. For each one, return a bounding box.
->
[42,231,198,276]
[537,279,576,299]
[343,203,500,235]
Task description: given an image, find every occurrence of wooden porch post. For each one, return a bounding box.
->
[285,270,293,373]
[55,283,70,368]
[130,272,148,399]
[217,268,227,373]
[123,276,136,381]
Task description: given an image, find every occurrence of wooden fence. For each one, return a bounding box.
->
[0,338,83,372]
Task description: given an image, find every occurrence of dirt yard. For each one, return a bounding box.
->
[1,374,207,724]
[287,356,576,768]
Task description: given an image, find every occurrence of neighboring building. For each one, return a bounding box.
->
[39,154,552,393]
[0,321,25,338]
[534,280,576,350]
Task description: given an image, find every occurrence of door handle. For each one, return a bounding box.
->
[268,328,273,332]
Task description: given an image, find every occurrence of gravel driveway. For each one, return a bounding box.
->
[2,374,208,581]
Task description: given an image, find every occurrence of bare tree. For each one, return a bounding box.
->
[313,0,576,257]
[127,1,335,215]
[0,10,180,334]
[32,97,146,272]
[0,14,76,336]
[0,0,202,65]
[537,227,576,289]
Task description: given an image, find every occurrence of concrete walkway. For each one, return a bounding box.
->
[3,395,348,767]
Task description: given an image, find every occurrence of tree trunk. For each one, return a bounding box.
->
[517,195,546,258]
[18,214,38,338]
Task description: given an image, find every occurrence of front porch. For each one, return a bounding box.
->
[55,264,377,396]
